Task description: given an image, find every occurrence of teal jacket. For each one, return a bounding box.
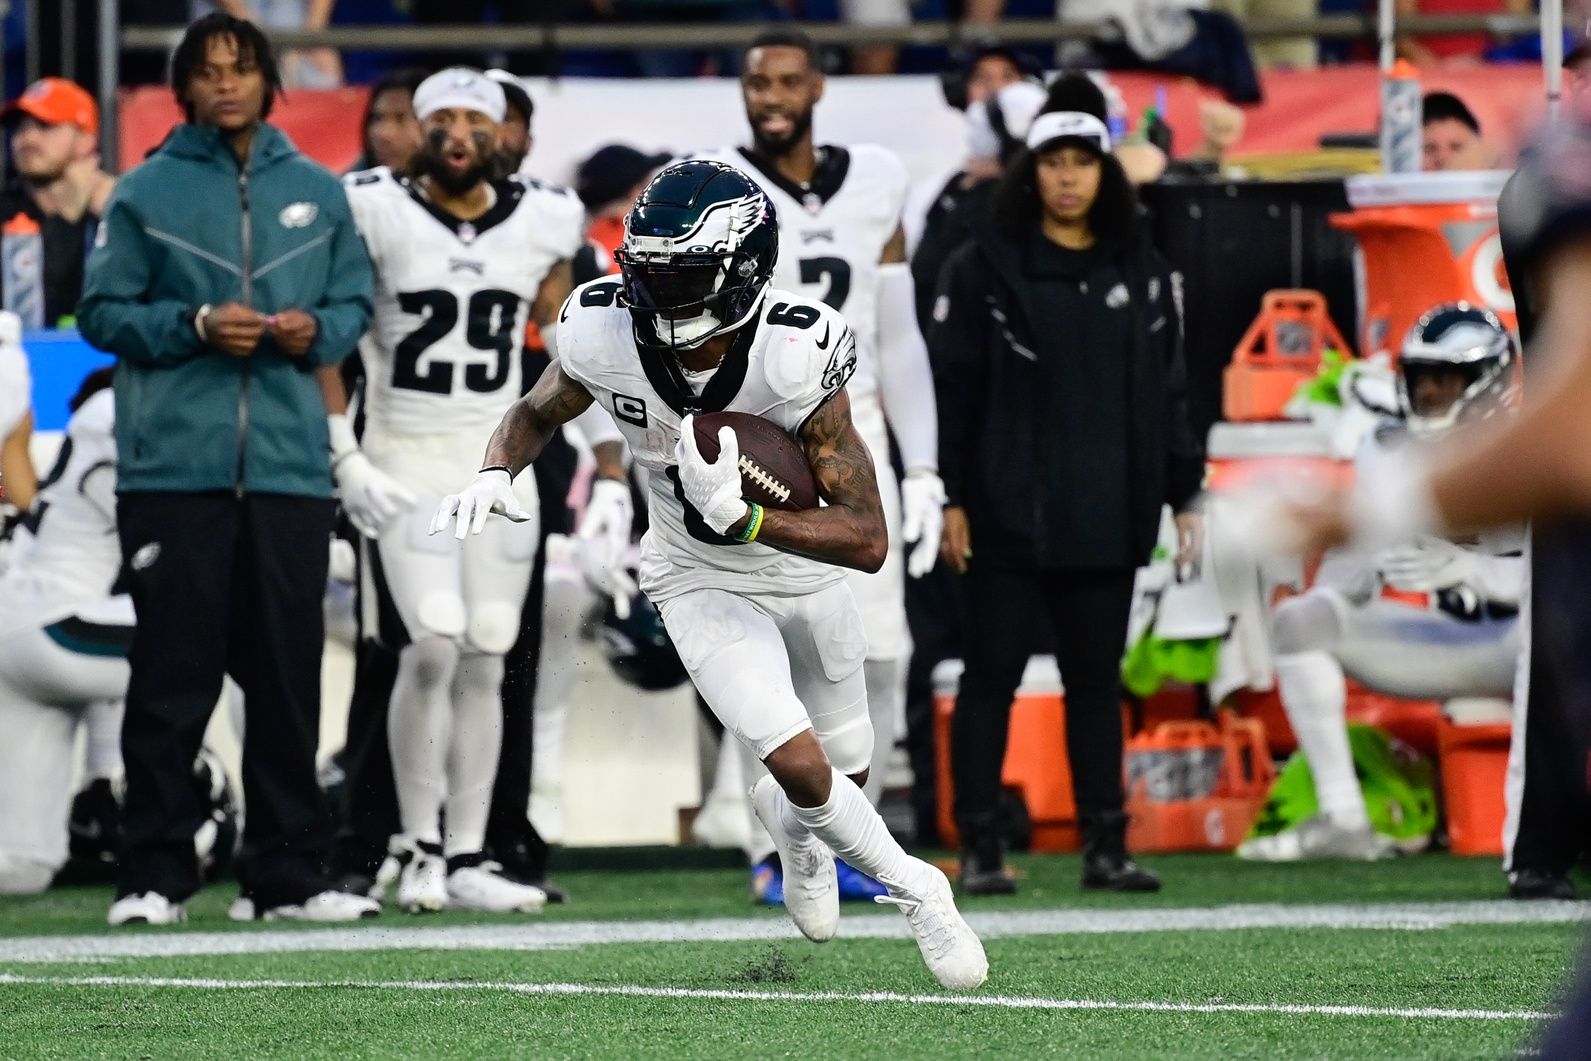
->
[78,123,373,497]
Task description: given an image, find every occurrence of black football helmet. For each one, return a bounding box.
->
[1397,303,1518,436]
[615,160,778,351]
[598,591,688,692]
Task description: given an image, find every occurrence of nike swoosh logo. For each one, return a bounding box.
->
[816,323,831,350]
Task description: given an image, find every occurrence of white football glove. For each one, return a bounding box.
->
[674,414,749,536]
[900,468,946,578]
[329,414,417,538]
[429,468,534,540]
[577,477,637,618]
[1377,535,1477,593]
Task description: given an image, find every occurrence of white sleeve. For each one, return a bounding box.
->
[79,458,119,526]
[874,260,938,472]
[0,341,32,442]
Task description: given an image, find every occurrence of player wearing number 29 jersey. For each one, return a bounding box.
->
[346,167,584,440]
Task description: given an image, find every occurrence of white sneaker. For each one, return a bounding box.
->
[876,862,989,991]
[749,775,838,943]
[261,890,381,922]
[447,859,548,914]
[396,842,448,914]
[1236,815,1398,863]
[107,892,187,926]
[368,852,402,902]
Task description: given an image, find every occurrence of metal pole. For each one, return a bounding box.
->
[23,0,38,82]
[97,0,118,174]
[1378,0,1395,72]
[61,0,75,81]
[1543,0,1564,116]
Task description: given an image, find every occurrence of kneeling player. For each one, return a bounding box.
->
[1240,305,1523,861]
[433,161,986,990]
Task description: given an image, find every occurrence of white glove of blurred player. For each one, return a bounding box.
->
[900,468,946,578]
[1378,536,1477,592]
[577,477,637,618]
[429,468,533,539]
[674,414,748,536]
[329,414,416,538]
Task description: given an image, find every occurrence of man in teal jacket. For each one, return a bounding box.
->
[77,12,377,925]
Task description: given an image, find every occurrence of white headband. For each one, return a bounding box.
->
[1026,110,1112,153]
[413,67,506,124]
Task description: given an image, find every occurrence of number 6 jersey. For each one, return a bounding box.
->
[344,167,585,436]
[557,278,859,604]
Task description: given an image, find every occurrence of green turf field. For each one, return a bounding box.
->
[1,853,1584,1059]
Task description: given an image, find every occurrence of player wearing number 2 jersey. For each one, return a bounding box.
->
[432,160,987,991]
[339,68,582,917]
[693,27,943,902]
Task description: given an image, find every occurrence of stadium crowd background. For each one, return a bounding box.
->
[0,0,1576,916]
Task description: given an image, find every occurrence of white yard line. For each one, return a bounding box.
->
[0,972,1556,1021]
[0,899,1583,964]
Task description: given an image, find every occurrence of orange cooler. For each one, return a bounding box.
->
[1331,171,1515,358]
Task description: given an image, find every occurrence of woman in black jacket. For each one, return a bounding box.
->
[931,98,1205,896]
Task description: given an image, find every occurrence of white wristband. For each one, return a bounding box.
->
[327,413,358,460]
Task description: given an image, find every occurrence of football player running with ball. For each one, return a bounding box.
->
[696,26,944,903]
[432,160,987,991]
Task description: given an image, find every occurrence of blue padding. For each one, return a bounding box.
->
[24,330,115,431]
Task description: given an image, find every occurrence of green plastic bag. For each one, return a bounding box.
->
[1244,724,1438,848]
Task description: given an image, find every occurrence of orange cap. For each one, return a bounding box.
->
[2,78,99,136]
[2,213,40,236]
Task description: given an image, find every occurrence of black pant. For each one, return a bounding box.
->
[488,519,553,844]
[952,564,1137,848]
[1508,589,1591,877]
[331,637,402,875]
[117,492,334,905]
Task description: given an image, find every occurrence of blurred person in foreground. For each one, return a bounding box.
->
[77,13,375,926]
[348,69,427,174]
[1,78,116,329]
[1422,91,1492,172]
[1258,90,1591,1059]
[932,102,1203,896]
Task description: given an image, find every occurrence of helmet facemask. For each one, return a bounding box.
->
[617,240,765,350]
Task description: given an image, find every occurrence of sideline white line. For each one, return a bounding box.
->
[0,899,1584,964]
[0,972,1556,1021]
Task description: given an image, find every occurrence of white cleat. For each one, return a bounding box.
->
[107,892,187,926]
[1236,815,1399,863]
[396,843,449,914]
[877,862,989,991]
[259,890,382,923]
[446,860,548,914]
[750,774,838,943]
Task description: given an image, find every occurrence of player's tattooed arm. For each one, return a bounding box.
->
[483,361,596,477]
[734,389,887,573]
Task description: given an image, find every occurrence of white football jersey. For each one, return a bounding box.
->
[0,389,128,639]
[344,167,585,437]
[0,337,28,444]
[694,145,906,445]
[557,280,859,603]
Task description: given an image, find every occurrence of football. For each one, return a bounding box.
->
[693,411,820,511]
